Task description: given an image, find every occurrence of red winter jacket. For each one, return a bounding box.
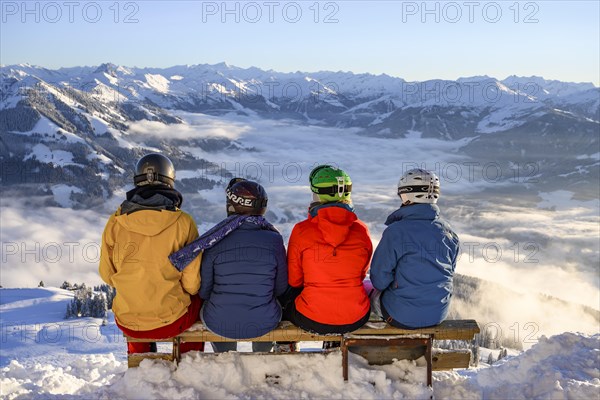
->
[287,205,373,325]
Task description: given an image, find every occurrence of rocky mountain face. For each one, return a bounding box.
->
[1,63,598,208]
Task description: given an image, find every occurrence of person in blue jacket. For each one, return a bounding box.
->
[370,169,460,329]
[171,178,287,352]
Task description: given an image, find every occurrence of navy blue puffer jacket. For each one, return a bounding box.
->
[370,204,460,328]
[199,221,288,339]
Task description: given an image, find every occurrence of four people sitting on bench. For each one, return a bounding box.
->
[101,155,459,354]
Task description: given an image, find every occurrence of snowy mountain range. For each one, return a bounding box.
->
[1,62,598,208]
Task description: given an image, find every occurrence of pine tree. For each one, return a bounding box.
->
[64,284,112,319]
[498,347,509,361]
[60,281,72,290]
[470,344,480,367]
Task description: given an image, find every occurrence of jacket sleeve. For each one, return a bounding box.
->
[181,217,201,295]
[287,225,304,288]
[370,227,399,291]
[199,248,214,300]
[361,223,374,281]
[451,231,460,271]
[98,214,117,286]
[273,234,289,297]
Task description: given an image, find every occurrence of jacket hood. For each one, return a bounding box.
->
[115,208,183,236]
[311,205,357,247]
[385,203,440,225]
[121,186,183,214]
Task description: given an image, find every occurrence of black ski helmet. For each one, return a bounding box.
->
[134,153,176,188]
[226,180,268,216]
[226,177,247,191]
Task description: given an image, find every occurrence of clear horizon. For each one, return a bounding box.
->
[1,1,598,86]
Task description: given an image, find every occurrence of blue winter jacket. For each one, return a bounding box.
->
[370,204,460,328]
[200,221,288,339]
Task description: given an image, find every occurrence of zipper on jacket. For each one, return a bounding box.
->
[332,247,337,256]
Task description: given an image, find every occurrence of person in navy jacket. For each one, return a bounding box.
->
[199,179,288,352]
[370,169,460,329]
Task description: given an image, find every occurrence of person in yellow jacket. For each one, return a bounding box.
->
[99,153,203,354]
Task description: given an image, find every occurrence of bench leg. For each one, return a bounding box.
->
[341,336,349,381]
[425,336,432,387]
[173,337,181,364]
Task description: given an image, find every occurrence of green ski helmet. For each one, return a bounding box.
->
[309,164,352,203]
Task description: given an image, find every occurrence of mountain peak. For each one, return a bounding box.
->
[93,63,118,76]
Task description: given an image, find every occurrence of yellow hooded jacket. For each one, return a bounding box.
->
[99,207,201,331]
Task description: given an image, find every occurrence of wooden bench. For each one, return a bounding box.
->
[126,319,480,386]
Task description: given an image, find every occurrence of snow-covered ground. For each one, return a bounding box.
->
[1,288,598,399]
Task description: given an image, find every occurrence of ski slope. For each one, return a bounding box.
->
[1,288,598,399]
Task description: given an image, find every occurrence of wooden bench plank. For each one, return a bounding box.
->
[352,319,480,340]
[126,319,480,343]
[177,328,341,343]
[432,351,472,370]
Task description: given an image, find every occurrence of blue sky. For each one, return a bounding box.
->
[1,1,599,85]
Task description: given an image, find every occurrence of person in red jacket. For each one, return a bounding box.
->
[283,165,373,334]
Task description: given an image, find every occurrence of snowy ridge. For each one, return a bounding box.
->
[2,63,598,127]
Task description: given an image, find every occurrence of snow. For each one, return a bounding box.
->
[88,116,110,135]
[88,81,129,104]
[144,74,171,93]
[23,143,78,168]
[51,184,83,208]
[501,75,596,98]
[434,333,600,399]
[39,81,78,108]
[476,103,541,134]
[108,127,136,149]
[12,115,87,144]
[0,288,598,399]
[8,116,58,137]
[87,151,114,167]
[112,352,432,399]
[1,92,22,109]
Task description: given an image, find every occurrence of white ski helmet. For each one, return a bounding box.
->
[397,168,440,204]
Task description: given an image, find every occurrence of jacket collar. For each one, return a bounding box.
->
[385,203,440,225]
[121,185,183,215]
[308,202,355,218]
